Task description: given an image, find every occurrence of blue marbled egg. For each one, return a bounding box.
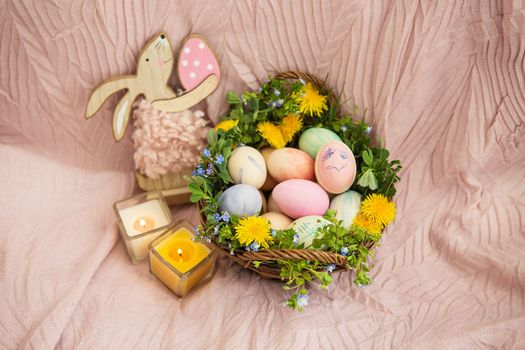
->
[298,127,342,158]
[219,184,262,217]
[329,190,362,228]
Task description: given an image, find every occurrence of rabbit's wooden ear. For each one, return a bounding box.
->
[112,91,135,141]
[85,76,133,119]
[177,34,220,91]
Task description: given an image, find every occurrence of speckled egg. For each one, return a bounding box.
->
[261,212,293,230]
[329,190,362,228]
[219,184,262,217]
[298,127,342,158]
[315,141,356,194]
[272,179,329,219]
[288,215,332,248]
[267,192,282,213]
[227,146,267,189]
[267,148,315,182]
[260,148,279,191]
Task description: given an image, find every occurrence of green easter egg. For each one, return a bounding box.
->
[298,127,342,158]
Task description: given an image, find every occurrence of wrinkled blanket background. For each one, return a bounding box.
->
[1,1,524,349]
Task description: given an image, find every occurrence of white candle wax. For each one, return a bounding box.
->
[118,199,170,261]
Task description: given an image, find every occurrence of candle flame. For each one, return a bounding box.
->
[139,219,146,227]
[177,248,183,256]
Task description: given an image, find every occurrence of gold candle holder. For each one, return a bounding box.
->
[149,220,217,298]
[113,191,173,263]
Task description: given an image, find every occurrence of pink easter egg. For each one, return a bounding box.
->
[315,141,356,194]
[272,179,329,219]
[178,36,221,91]
[267,148,315,182]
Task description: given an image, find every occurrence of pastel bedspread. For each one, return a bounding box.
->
[1,1,524,349]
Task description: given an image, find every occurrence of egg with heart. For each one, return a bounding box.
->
[315,141,356,194]
[218,184,262,217]
[272,179,329,219]
[227,146,267,189]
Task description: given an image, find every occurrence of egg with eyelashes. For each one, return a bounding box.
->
[315,141,356,194]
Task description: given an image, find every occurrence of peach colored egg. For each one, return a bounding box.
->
[261,212,293,230]
[315,141,356,194]
[267,192,282,213]
[267,148,315,182]
[272,179,329,219]
[260,148,279,191]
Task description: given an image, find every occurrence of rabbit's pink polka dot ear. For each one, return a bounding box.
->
[178,35,221,91]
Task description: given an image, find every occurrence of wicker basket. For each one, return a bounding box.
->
[198,71,376,281]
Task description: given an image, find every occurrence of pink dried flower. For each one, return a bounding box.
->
[132,99,209,179]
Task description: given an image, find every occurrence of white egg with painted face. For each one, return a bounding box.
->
[227,146,267,189]
[315,141,356,194]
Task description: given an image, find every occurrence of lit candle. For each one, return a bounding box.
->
[149,222,216,297]
[133,216,156,233]
[114,192,173,263]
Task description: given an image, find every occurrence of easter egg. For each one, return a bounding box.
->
[272,179,329,219]
[267,148,315,182]
[259,190,268,213]
[260,148,279,191]
[261,212,293,230]
[288,216,332,248]
[267,192,282,213]
[228,146,267,189]
[298,128,342,158]
[329,190,362,228]
[315,141,356,194]
[219,184,262,217]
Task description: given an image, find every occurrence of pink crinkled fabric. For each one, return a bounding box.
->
[132,99,209,179]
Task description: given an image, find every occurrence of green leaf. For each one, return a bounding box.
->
[188,182,202,194]
[207,129,218,146]
[253,261,261,268]
[227,92,242,105]
[247,97,259,112]
[362,149,373,166]
[357,169,378,190]
[190,193,204,203]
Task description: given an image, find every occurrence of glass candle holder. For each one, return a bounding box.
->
[113,191,173,264]
[149,221,217,298]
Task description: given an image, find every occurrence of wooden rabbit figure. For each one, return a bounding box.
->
[85,32,220,141]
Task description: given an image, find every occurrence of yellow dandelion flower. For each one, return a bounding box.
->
[297,83,328,117]
[235,216,273,248]
[214,119,239,132]
[360,194,396,227]
[280,114,303,143]
[352,212,383,235]
[257,122,286,149]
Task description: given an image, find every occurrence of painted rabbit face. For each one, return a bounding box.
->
[137,33,174,85]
